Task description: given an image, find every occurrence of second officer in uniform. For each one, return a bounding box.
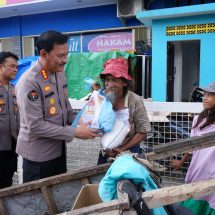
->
[0,51,19,188]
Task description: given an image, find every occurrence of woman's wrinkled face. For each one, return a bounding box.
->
[203,92,215,110]
[104,74,127,93]
[104,74,127,104]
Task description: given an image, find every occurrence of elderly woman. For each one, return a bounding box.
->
[98,58,151,164]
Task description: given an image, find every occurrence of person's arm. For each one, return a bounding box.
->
[114,132,147,153]
[106,95,150,157]
[105,133,147,158]
[170,153,191,170]
[16,79,99,141]
[75,121,101,139]
[170,115,198,170]
[114,95,150,153]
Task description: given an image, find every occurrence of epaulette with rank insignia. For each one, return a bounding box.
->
[41,69,48,80]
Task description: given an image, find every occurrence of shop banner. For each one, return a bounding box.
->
[0,0,40,6]
[82,31,132,52]
[68,31,132,53]
[7,0,38,4]
[68,35,81,53]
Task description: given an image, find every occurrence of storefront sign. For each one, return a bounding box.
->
[0,0,43,6]
[68,35,81,53]
[0,0,35,6]
[87,32,132,52]
[68,31,132,53]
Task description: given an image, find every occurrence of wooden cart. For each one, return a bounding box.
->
[1,132,215,215]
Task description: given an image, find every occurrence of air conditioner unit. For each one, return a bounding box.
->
[117,0,144,18]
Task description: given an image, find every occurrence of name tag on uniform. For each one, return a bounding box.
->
[45,91,54,98]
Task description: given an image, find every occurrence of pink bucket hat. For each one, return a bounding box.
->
[100,58,133,80]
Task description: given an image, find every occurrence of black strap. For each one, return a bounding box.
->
[120,180,151,215]
[133,198,151,215]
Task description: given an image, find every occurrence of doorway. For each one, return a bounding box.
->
[166,40,200,102]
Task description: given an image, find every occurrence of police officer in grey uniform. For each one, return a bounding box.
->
[16,31,100,183]
[0,51,19,188]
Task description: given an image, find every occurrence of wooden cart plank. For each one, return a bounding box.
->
[41,186,59,215]
[0,164,110,199]
[147,132,215,160]
[92,209,136,215]
[0,199,8,215]
[80,178,90,185]
[63,198,129,215]
[59,178,215,214]
[142,178,215,209]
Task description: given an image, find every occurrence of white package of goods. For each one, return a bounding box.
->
[72,90,115,132]
[101,118,130,149]
[78,90,105,129]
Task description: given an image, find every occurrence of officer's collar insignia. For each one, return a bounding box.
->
[44,85,51,92]
[41,69,48,80]
[0,99,5,104]
[49,106,56,115]
[28,90,39,101]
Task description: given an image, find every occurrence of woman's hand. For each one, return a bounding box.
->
[170,159,183,170]
[103,149,118,158]
[104,147,123,158]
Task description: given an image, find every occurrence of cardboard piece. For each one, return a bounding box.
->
[72,184,102,209]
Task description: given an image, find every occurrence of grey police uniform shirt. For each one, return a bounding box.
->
[15,61,75,162]
[0,82,19,150]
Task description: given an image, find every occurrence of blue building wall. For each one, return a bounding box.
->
[0,4,141,38]
[152,14,215,101]
[144,0,215,10]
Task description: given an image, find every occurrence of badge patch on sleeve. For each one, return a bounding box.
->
[28,90,39,101]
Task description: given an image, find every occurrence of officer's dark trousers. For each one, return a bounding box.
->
[0,139,17,189]
[23,154,67,183]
